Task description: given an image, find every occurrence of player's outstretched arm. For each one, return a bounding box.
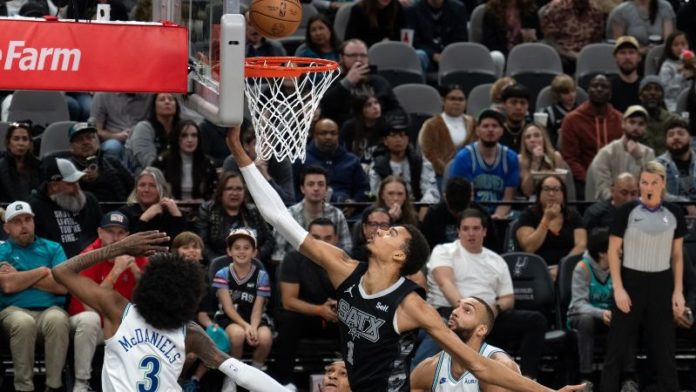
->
[53,231,170,335]
[226,126,356,287]
[398,293,585,392]
[185,322,288,391]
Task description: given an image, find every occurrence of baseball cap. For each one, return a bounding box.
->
[614,36,640,54]
[623,105,649,120]
[68,122,97,142]
[639,75,663,92]
[476,107,505,126]
[381,111,410,136]
[225,228,257,249]
[44,157,86,183]
[4,201,34,223]
[99,211,130,230]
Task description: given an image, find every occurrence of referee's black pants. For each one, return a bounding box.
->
[600,267,678,392]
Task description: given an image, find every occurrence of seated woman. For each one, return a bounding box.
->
[419,85,475,185]
[118,166,187,240]
[296,15,342,61]
[373,175,419,225]
[196,171,275,263]
[344,0,406,47]
[153,120,218,202]
[515,174,586,280]
[539,74,578,147]
[125,93,181,173]
[610,0,675,53]
[0,122,41,202]
[481,0,540,56]
[340,92,386,168]
[517,123,569,198]
[658,30,692,112]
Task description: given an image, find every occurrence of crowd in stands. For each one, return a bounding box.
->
[2,0,696,391]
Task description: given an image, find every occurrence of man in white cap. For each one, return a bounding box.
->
[0,201,70,392]
[29,157,103,257]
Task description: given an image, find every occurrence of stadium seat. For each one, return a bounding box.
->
[334,1,358,41]
[575,43,619,90]
[644,44,664,76]
[505,43,563,111]
[0,122,9,152]
[394,84,442,142]
[557,253,583,329]
[7,91,70,130]
[465,82,492,116]
[438,43,498,96]
[502,219,521,253]
[368,41,425,87]
[676,87,690,114]
[39,121,75,159]
[535,85,589,111]
[468,3,486,44]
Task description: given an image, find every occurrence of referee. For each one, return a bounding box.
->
[600,161,687,391]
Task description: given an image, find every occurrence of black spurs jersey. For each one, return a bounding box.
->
[337,262,425,391]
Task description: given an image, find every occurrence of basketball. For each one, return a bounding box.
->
[248,0,302,39]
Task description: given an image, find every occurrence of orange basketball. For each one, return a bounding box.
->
[249,0,302,39]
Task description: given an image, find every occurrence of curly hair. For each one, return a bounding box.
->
[132,253,206,330]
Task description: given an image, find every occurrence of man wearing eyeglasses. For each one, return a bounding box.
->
[657,118,696,217]
[583,172,639,231]
[320,39,402,127]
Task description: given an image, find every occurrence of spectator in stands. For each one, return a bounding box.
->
[272,165,352,263]
[89,92,149,160]
[405,0,468,72]
[585,105,655,201]
[200,120,232,168]
[223,121,295,204]
[583,173,639,231]
[560,74,623,198]
[421,177,499,251]
[350,205,391,261]
[677,0,696,49]
[414,208,547,379]
[448,108,520,219]
[297,15,341,61]
[610,36,643,112]
[320,39,402,126]
[0,122,41,203]
[369,112,440,205]
[295,118,370,203]
[659,31,692,111]
[516,175,586,280]
[340,91,386,167]
[518,123,569,198]
[419,85,475,186]
[213,228,273,368]
[609,0,675,52]
[125,93,181,173]
[318,360,350,392]
[344,0,406,47]
[273,218,341,389]
[245,11,286,57]
[657,118,696,215]
[118,166,186,240]
[0,201,69,392]
[539,74,579,147]
[30,157,102,257]
[67,211,147,392]
[541,0,604,75]
[196,171,274,263]
[153,120,217,202]
[481,0,541,57]
[639,76,682,155]
[499,83,531,150]
[67,122,134,202]
[490,76,517,110]
[373,175,420,225]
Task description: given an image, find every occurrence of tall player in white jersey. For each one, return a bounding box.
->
[52,231,286,392]
[411,297,519,392]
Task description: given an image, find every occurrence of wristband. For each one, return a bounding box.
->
[316,305,323,316]
[104,274,116,286]
[539,220,549,231]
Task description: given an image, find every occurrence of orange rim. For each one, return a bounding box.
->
[245,56,339,78]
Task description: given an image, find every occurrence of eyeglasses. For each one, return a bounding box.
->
[541,186,562,193]
[343,53,368,59]
[365,221,390,230]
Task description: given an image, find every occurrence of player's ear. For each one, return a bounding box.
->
[476,324,488,338]
[392,249,407,263]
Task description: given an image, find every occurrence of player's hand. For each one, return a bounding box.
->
[556,383,587,392]
[602,309,612,325]
[673,290,686,316]
[614,287,632,313]
[115,231,170,256]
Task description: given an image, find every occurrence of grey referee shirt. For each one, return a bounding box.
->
[610,199,687,272]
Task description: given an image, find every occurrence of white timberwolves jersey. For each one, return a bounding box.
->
[102,304,186,392]
[432,343,505,391]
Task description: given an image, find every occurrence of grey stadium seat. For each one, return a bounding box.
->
[505,43,563,111]
[575,43,619,90]
[7,91,70,130]
[468,3,486,44]
[438,42,497,96]
[466,83,492,116]
[39,121,76,158]
[368,41,425,87]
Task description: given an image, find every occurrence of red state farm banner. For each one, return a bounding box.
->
[0,19,188,93]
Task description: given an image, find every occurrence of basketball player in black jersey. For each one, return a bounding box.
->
[227,126,584,392]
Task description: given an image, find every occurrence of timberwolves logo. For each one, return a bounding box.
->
[337,299,385,342]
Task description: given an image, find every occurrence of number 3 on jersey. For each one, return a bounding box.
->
[137,356,161,392]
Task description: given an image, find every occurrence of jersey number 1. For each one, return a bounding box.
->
[137,356,161,392]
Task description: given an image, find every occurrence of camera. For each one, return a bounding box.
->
[85,156,98,172]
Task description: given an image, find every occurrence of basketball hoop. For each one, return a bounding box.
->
[244,56,340,162]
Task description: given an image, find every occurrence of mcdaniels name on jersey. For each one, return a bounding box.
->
[116,327,183,364]
[338,298,386,342]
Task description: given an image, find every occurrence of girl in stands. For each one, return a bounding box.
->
[340,91,386,168]
[518,123,569,198]
[658,30,692,111]
[297,15,342,61]
[374,175,419,225]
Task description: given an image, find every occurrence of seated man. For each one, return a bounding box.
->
[66,211,148,392]
[657,119,696,215]
[272,218,341,389]
[499,84,531,150]
[89,92,149,160]
[0,201,69,392]
[411,297,520,391]
[638,76,681,156]
[582,172,638,231]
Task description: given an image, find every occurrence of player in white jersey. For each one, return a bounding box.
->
[53,231,287,392]
[411,297,520,392]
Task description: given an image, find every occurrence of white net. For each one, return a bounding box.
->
[244,58,340,162]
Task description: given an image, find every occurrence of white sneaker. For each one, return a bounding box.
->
[73,379,94,392]
[283,382,298,391]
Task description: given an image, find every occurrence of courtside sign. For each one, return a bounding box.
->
[0,18,188,93]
